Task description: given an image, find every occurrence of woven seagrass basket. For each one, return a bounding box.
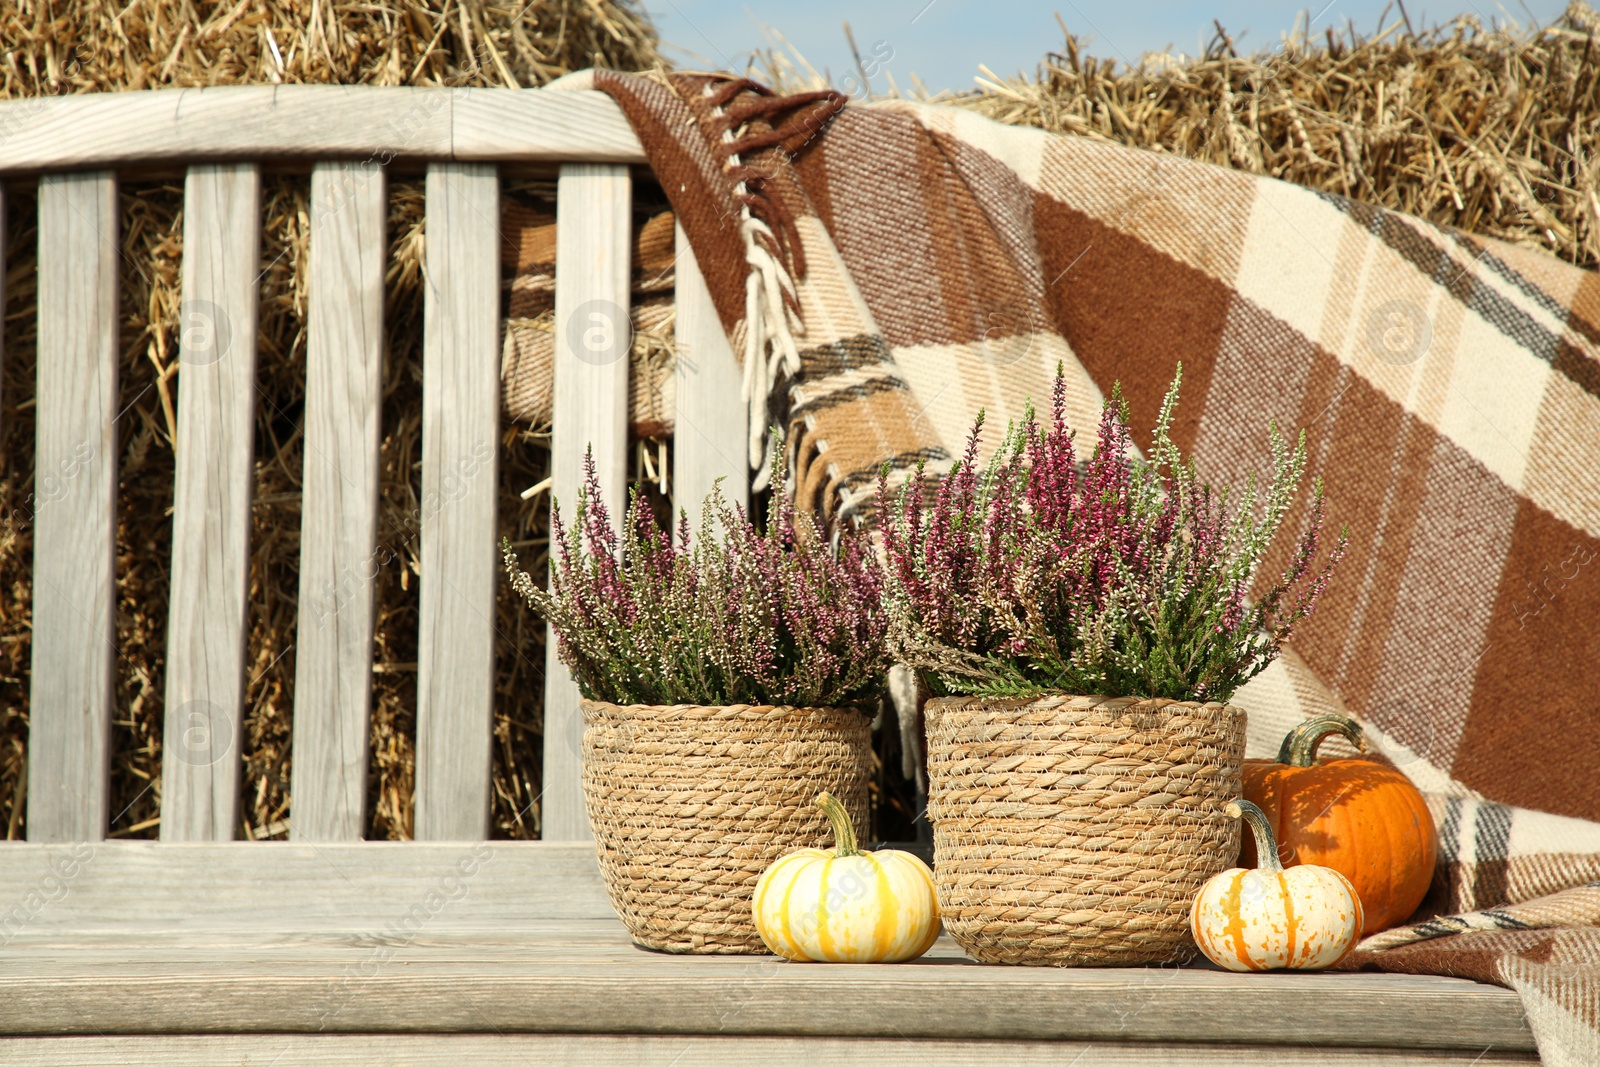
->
[580,699,873,954]
[925,693,1246,966]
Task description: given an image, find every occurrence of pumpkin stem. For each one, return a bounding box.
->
[816,792,862,857]
[1227,799,1284,873]
[1278,713,1365,767]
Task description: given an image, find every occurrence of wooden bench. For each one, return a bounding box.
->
[0,85,1538,1065]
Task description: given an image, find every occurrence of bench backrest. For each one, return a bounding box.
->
[3,85,749,848]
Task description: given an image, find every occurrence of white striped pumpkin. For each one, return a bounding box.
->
[1192,799,1364,972]
[752,793,940,963]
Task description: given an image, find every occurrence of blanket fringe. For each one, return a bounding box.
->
[700,78,844,492]
[706,83,800,489]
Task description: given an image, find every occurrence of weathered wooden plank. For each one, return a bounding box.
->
[0,923,638,957]
[0,87,644,175]
[26,172,120,843]
[542,163,633,842]
[160,165,262,842]
[453,87,648,163]
[0,842,611,930]
[290,161,388,842]
[0,927,1516,980]
[0,925,1533,1052]
[414,163,500,842]
[0,1034,1543,1067]
[672,221,749,530]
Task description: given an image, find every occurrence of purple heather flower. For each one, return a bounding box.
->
[876,364,1346,702]
[504,443,889,708]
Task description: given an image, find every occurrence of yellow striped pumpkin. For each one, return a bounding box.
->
[752,792,940,963]
[1191,799,1364,972]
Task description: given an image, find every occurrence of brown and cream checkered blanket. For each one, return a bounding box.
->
[499,201,678,437]
[525,70,1600,1059]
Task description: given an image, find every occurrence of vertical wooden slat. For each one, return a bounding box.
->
[414,163,500,841]
[159,164,262,842]
[27,173,119,842]
[542,163,632,843]
[671,222,749,529]
[290,161,387,842]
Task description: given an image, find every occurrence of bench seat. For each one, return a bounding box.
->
[0,842,1535,1065]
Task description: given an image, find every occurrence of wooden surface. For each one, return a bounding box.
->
[672,222,749,529]
[414,163,501,842]
[453,88,646,163]
[26,172,120,843]
[0,1035,1542,1067]
[0,842,1535,1056]
[291,162,387,841]
[0,86,645,174]
[0,942,1534,1052]
[0,910,1531,1053]
[543,162,633,842]
[160,165,262,842]
[0,842,612,929]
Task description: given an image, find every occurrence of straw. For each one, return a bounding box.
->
[749,4,1598,269]
[952,4,1600,270]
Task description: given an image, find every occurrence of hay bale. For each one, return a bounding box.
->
[0,1,658,93]
[0,1,662,840]
[952,3,1600,269]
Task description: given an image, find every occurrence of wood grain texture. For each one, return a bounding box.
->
[0,87,644,174]
[414,164,500,842]
[0,842,611,930]
[0,1034,1542,1067]
[543,163,633,842]
[0,923,633,954]
[26,173,119,843]
[0,839,1533,1055]
[0,920,1532,1052]
[452,87,646,163]
[159,165,262,842]
[672,222,749,529]
[290,162,388,842]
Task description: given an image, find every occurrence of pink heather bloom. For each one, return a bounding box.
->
[877,364,1347,702]
[505,442,889,709]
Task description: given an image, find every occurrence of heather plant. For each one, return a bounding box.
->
[503,446,888,709]
[877,365,1346,703]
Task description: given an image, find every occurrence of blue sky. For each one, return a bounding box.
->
[644,1,1571,95]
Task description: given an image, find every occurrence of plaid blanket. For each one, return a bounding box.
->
[499,202,678,437]
[537,71,1600,1060]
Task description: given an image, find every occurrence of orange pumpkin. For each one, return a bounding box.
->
[1242,714,1436,935]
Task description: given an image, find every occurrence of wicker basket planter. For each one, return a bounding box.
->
[925,693,1247,967]
[580,699,873,954]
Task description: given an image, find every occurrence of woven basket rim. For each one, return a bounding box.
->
[924,692,1240,712]
[579,698,874,720]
